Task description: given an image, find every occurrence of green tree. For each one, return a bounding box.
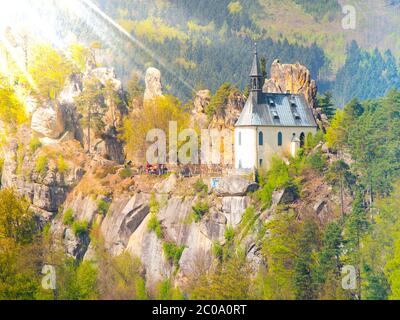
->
[317,92,336,120]
[75,77,106,153]
[293,219,319,300]
[29,44,73,100]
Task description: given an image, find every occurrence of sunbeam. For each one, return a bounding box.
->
[77,0,195,93]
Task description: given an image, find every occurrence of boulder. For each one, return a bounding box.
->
[215,175,258,196]
[144,67,163,101]
[31,102,65,139]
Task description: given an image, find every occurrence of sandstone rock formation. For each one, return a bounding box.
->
[215,175,258,197]
[263,59,317,108]
[144,67,163,101]
[209,90,246,130]
[191,90,210,129]
[31,101,65,139]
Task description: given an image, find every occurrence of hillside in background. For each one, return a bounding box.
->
[1,0,400,105]
[91,0,400,105]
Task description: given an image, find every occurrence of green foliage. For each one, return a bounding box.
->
[69,43,92,72]
[29,137,42,153]
[194,179,208,194]
[35,155,48,176]
[54,258,99,300]
[212,242,223,260]
[224,225,235,242]
[156,279,185,300]
[0,189,35,244]
[63,208,75,226]
[119,167,133,179]
[97,199,111,216]
[0,76,28,130]
[190,252,254,300]
[163,242,185,267]
[260,210,300,299]
[192,201,209,222]
[304,131,324,150]
[57,155,69,173]
[239,206,257,236]
[293,219,319,300]
[257,156,296,209]
[317,92,336,119]
[148,214,163,239]
[74,77,107,151]
[334,42,400,107]
[122,95,190,162]
[29,44,73,100]
[72,220,89,237]
[292,0,340,21]
[305,150,327,173]
[206,83,235,119]
[0,189,38,300]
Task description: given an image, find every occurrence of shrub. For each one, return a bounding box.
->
[163,242,185,267]
[194,179,208,193]
[206,83,235,119]
[212,242,223,260]
[192,201,209,222]
[148,214,163,239]
[224,225,235,242]
[119,167,133,179]
[256,156,295,209]
[35,155,48,176]
[306,150,327,173]
[57,155,69,173]
[29,137,42,153]
[240,206,257,236]
[97,199,111,216]
[63,208,74,226]
[72,220,89,237]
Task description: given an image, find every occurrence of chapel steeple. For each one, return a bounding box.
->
[249,43,262,92]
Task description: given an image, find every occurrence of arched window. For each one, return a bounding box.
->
[278,132,283,146]
[239,160,242,169]
[300,132,305,148]
[238,132,242,146]
[259,131,264,146]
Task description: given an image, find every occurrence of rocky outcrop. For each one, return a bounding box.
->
[209,90,246,130]
[191,90,210,129]
[263,59,317,108]
[144,67,163,101]
[31,101,66,139]
[101,193,150,256]
[263,59,331,129]
[215,175,258,197]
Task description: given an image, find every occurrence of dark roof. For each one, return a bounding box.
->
[249,44,261,77]
[235,92,318,127]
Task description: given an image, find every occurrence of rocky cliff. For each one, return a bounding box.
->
[0,64,341,293]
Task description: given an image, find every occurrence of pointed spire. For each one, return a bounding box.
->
[249,43,261,78]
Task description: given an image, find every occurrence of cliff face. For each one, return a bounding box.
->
[0,64,342,293]
[1,67,127,221]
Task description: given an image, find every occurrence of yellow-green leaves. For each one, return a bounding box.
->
[29,44,73,100]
